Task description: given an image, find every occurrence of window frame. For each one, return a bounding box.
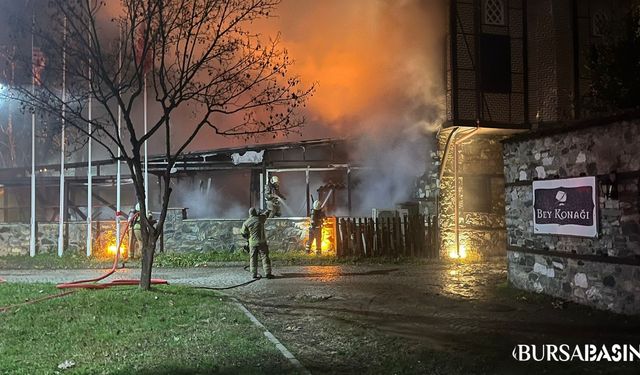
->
[484,0,507,27]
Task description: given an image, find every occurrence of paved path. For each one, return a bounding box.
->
[0,262,505,301]
[4,260,639,374]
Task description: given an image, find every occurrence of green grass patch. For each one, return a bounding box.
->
[0,253,113,270]
[0,283,295,374]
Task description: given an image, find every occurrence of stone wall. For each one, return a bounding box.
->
[0,214,310,256]
[503,119,640,314]
[416,149,440,218]
[162,217,309,253]
[0,222,123,257]
[508,251,640,314]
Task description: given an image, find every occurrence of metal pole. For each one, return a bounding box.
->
[143,75,148,211]
[29,11,36,257]
[259,173,264,210]
[116,27,122,251]
[305,166,310,217]
[57,16,67,257]
[347,167,352,216]
[87,67,93,256]
[86,36,93,257]
[454,143,459,258]
[7,54,15,166]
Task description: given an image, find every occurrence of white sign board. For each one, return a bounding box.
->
[532,176,598,237]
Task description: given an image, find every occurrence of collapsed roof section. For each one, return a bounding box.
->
[0,138,355,183]
[147,138,353,175]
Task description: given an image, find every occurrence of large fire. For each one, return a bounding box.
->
[309,217,336,255]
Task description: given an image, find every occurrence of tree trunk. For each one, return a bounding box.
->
[139,225,158,290]
[139,240,155,290]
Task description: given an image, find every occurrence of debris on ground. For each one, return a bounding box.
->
[295,293,333,302]
[57,360,76,370]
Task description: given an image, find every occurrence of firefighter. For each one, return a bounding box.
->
[129,203,155,259]
[128,203,141,259]
[241,207,274,279]
[306,200,325,255]
[265,175,286,217]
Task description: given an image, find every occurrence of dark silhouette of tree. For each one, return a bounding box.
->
[6,0,314,290]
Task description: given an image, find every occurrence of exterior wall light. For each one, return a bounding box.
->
[600,171,618,200]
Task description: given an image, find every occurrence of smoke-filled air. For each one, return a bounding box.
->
[273,0,446,215]
[0,0,447,217]
[168,0,447,217]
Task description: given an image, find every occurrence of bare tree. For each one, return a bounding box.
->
[7,0,313,289]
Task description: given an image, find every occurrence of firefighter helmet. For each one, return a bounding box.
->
[313,200,321,210]
[270,175,279,184]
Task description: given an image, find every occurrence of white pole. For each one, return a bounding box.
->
[57,16,66,257]
[116,27,122,251]
[143,75,148,211]
[29,10,36,257]
[86,35,93,257]
[259,173,264,210]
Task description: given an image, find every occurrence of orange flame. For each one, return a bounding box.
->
[107,242,126,257]
[310,217,336,255]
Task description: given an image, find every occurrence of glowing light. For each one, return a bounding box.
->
[303,266,340,282]
[448,245,468,259]
[459,245,467,259]
[310,217,336,255]
[107,242,126,257]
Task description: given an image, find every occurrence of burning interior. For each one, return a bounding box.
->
[0,138,434,256]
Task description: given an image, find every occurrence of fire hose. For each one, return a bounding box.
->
[0,213,168,312]
[0,213,261,312]
[55,212,168,290]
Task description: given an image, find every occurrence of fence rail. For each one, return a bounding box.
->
[335,215,437,258]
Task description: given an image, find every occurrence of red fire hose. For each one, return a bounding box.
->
[56,212,168,289]
[0,213,168,312]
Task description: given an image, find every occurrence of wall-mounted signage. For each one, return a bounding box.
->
[532,176,598,237]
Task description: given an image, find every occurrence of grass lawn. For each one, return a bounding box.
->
[0,283,296,375]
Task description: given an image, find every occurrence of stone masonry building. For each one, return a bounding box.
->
[440,0,640,313]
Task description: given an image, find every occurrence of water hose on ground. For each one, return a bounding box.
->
[56,213,168,290]
[0,291,76,313]
[0,213,264,311]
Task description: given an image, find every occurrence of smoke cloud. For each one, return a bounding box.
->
[177,0,447,216]
[271,0,446,214]
[170,172,250,219]
[0,0,447,216]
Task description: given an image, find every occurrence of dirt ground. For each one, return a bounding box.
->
[3,258,640,374]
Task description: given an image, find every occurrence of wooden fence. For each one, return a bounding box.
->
[334,215,437,258]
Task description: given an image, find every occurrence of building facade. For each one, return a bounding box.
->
[441,0,640,313]
[439,0,639,259]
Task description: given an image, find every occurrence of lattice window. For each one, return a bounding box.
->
[592,12,608,37]
[484,0,505,26]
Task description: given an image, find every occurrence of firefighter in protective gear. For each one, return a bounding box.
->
[128,203,141,259]
[307,200,325,255]
[241,207,274,279]
[130,203,155,259]
[265,175,286,217]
